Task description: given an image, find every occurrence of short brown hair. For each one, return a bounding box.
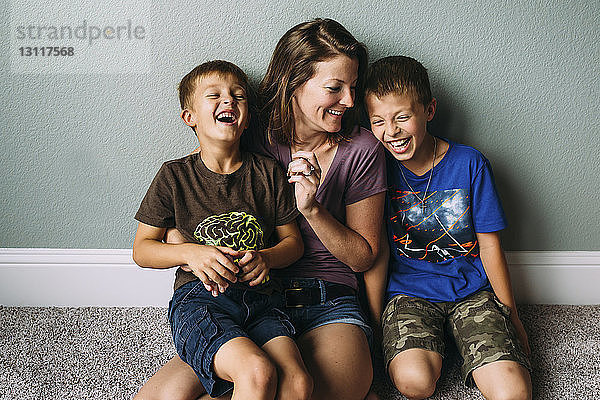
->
[178,60,250,110]
[259,18,368,145]
[365,56,432,107]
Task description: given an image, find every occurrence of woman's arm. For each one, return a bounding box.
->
[303,192,385,272]
[163,222,304,288]
[477,231,531,356]
[287,150,385,272]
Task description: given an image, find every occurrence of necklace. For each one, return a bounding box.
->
[398,136,437,212]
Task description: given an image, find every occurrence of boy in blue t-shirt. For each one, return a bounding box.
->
[364,56,532,400]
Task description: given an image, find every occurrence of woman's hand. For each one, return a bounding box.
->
[287,151,321,216]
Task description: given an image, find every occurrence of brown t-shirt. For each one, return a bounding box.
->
[135,151,298,291]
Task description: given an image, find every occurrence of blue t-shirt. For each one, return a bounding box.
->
[385,137,507,302]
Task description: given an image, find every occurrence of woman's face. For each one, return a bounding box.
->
[292,54,359,136]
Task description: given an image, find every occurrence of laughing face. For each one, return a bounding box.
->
[291,54,358,136]
[366,91,436,162]
[181,72,249,146]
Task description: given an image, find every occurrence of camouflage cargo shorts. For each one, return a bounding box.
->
[382,290,531,386]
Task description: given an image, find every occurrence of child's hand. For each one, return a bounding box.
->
[288,151,321,217]
[184,244,243,293]
[237,250,270,286]
[164,229,230,296]
[510,310,531,356]
[181,271,225,297]
[201,279,224,298]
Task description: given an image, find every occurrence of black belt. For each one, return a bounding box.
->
[284,283,356,308]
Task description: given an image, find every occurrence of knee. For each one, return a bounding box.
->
[484,384,531,400]
[395,379,436,400]
[237,354,278,395]
[474,362,532,400]
[281,371,313,400]
[390,365,439,400]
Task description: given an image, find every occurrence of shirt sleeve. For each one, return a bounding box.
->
[345,141,388,205]
[134,163,176,228]
[272,161,299,226]
[471,157,507,233]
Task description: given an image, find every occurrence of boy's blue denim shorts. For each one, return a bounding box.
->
[168,280,295,397]
[277,278,372,346]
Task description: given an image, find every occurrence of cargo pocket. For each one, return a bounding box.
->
[491,293,513,318]
[173,305,222,378]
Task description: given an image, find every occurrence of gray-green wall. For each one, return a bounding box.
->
[1,0,598,250]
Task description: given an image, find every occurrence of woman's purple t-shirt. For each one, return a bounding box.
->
[250,126,387,289]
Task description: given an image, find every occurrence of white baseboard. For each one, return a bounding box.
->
[0,248,599,306]
[0,248,173,307]
[505,251,600,305]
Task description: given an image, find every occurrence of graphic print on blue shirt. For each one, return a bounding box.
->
[385,138,507,302]
[389,188,479,263]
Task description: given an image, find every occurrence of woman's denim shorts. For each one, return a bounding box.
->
[278,277,372,346]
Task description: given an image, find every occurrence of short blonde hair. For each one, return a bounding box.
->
[366,56,432,107]
[178,60,250,110]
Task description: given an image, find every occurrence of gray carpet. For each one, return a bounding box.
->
[1,305,599,399]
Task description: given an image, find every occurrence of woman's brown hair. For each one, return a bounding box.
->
[259,18,368,145]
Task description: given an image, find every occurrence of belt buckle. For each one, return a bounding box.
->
[284,288,308,308]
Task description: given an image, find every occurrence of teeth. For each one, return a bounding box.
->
[389,138,410,149]
[217,112,236,122]
[327,109,343,116]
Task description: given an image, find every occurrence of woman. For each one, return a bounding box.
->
[135,18,386,400]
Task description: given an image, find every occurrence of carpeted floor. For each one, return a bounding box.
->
[0,305,598,399]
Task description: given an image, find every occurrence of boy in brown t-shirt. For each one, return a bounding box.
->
[133,61,312,399]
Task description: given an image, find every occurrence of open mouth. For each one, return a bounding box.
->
[216,111,236,123]
[388,137,411,152]
[326,109,344,117]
